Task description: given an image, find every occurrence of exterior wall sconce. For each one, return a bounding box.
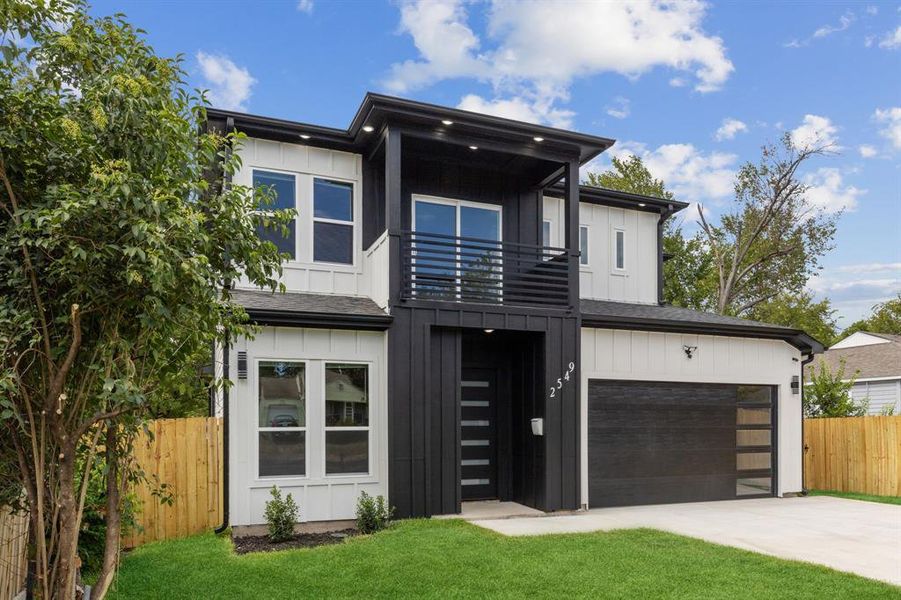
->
[237,351,248,380]
[791,375,800,394]
[530,418,544,436]
[683,345,697,359]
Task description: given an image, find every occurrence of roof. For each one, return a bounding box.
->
[231,288,392,330]
[206,92,615,166]
[809,334,901,379]
[546,182,689,215]
[581,299,824,354]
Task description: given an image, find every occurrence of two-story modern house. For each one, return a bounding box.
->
[206,94,823,529]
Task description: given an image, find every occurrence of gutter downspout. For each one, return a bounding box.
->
[214,116,235,535]
[657,203,675,305]
[799,352,816,496]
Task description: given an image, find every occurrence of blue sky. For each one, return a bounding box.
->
[91,0,901,326]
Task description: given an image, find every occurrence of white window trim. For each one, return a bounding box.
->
[255,358,309,481]
[252,168,299,261]
[312,177,357,267]
[611,226,627,275]
[323,361,373,478]
[579,225,590,268]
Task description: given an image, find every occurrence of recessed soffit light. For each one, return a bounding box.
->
[469,145,478,150]
[638,203,647,207]
[362,125,374,132]
[533,136,544,142]
[299,134,311,140]
[442,119,454,126]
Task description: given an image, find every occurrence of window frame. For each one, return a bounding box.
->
[252,168,299,261]
[579,225,590,267]
[312,176,357,267]
[323,361,373,477]
[542,219,553,247]
[611,226,627,274]
[256,358,309,480]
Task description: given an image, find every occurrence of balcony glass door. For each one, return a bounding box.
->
[412,197,501,301]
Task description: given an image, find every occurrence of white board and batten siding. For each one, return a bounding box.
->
[544,197,658,304]
[580,328,804,506]
[233,137,374,297]
[229,327,388,525]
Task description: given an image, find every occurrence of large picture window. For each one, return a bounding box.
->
[258,361,306,477]
[253,170,297,259]
[313,178,354,264]
[325,363,369,475]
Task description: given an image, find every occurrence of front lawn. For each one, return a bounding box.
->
[108,519,896,599]
[808,489,901,506]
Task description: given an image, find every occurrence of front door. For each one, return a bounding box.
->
[460,368,497,500]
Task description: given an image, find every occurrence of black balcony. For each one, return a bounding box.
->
[400,230,572,308]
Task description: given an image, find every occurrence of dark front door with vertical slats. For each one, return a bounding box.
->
[460,368,497,500]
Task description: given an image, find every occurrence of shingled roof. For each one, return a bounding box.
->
[231,288,391,330]
[581,299,824,354]
[808,333,901,379]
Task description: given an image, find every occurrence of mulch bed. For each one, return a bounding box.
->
[233,529,358,554]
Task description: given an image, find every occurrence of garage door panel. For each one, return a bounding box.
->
[588,379,774,508]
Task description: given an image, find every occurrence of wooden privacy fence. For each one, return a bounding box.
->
[0,506,28,600]
[803,415,901,497]
[123,417,223,548]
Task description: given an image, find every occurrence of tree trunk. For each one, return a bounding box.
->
[92,427,122,600]
[54,443,80,599]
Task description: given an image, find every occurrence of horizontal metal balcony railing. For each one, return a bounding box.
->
[400,230,572,308]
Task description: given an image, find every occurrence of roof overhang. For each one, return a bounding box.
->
[581,311,825,355]
[546,183,690,214]
[206,92,616,166]
[244,308,393,331]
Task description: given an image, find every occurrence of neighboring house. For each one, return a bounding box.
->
[207,93,823,528]
[807,332,901,415]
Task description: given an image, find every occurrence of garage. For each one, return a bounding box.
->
[588,380,775,508]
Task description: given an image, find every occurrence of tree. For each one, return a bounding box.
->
[748,291,838,348]
[699,135,839,316]
[585,156,715,310]
[841,294,901,338]
[804,359,866,418]
[0,3,291,597]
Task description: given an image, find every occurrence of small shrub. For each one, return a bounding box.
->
[355,492,394,534]
[264,486,299,543]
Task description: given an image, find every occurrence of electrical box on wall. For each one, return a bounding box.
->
[530,418,544,436]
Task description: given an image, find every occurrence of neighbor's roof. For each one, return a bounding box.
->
[581,299,824,354]
[231,288,391,330]
[808,333,901,379]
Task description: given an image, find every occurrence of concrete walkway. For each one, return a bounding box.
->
[471,496,901,586]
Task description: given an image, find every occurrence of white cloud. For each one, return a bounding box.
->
[605,97,630,120]
[878,26,901,49]
[835,262,901,273]
[385,0,733,125]
[802,167,864,213]
[858,144,878,158]
[669,77,687,88]
[790,114,839,148]
[592,141,737,205]
[866,5,878,16]
[457,93,574,128]
[297,0,313,13]
[874,107,901,148]
[809,262,900,325]
[714,118,748,141]
[196,52,256,111]
[786,11,855,47]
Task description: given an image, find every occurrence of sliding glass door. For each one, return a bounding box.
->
[412,197,502,301]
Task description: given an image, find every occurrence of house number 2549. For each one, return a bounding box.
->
[549,362,575,398]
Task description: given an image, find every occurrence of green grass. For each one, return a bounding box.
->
[107,519,898,599]
[809,489,901,506]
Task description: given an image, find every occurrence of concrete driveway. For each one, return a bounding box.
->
[471,496,901,586]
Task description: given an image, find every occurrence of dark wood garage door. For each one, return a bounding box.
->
[588,380,775,508]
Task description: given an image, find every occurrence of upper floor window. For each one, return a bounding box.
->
[579,225,589,266]
[542,220,552,247]
[253,170,297,259]
[614,228,626,271]
[313,178,354,265]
